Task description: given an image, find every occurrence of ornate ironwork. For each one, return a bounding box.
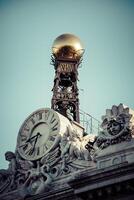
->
[51,34,84,122]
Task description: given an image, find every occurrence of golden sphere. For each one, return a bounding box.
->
[52,33,84,59]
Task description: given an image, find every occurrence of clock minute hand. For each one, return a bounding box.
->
[31,132,41,152]
[19,133,42,149]
[18,136,37,148]
[26,132,41,143]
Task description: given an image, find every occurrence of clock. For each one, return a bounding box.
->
[17,108,64,161]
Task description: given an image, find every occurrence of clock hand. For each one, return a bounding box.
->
[26,134,38,143]
[30,132,41,153]
[26,132,42,143]
[23,132,42,155]
[36,132,42,137]
[19,133,42,148]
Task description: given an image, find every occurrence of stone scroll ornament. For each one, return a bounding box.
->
[0,108,95,198]
[95,104,134,149]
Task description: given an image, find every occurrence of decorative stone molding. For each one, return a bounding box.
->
[1,104,134,199]
[95,104,134,149]
[0,115,95,198]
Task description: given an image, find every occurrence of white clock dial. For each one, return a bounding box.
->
[17,108,60,161]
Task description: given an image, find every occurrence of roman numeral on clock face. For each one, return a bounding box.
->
[51,122,58,131]
[30,117,36,125]
[23,124,30,132]
[22,143,28,151]
[36,147,40,155]
[37,111,43,120]
[50,114,56,124]
[43,143,51,153]
[21,135,27,142]
[44,110,50,121]
[25,147,34,156]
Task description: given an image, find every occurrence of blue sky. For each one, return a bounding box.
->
[0,0,134,168]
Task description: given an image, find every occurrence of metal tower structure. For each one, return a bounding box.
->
[51,34,84,123]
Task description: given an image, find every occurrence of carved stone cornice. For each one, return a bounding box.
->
[68,162,134,199]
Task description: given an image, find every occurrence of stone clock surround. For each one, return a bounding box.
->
[1,104,134,200]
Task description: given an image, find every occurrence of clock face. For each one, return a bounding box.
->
[17,108,60,160]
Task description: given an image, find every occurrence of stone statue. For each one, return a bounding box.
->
[60,125,96,161]
[95,104,134,149]
[0,151,17,193]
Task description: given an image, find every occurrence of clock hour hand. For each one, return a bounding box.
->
[26,132,42,143]
[28,132,41,154]
[19,132,41,148]
[31,133,39,152]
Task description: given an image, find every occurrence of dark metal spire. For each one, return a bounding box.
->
[51,33,84,122]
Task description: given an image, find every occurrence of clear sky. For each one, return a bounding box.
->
[0,0,134,169]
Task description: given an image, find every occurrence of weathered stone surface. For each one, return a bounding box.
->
[1,104,134,199]
[96,140,134,169]
[95,104,134,150]
[94,104,134,170]
[0,109,95,198]
[69,162,134,200]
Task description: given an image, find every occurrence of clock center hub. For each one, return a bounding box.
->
[32,122,50,146]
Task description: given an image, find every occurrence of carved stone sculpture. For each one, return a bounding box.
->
[95,104,134,149]
[60,125,95,161]
[0,110,96,198]
[0,151,17,193]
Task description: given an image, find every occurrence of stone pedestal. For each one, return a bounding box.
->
[96,139,134,169]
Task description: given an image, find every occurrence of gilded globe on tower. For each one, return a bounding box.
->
[52,33,84,59]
